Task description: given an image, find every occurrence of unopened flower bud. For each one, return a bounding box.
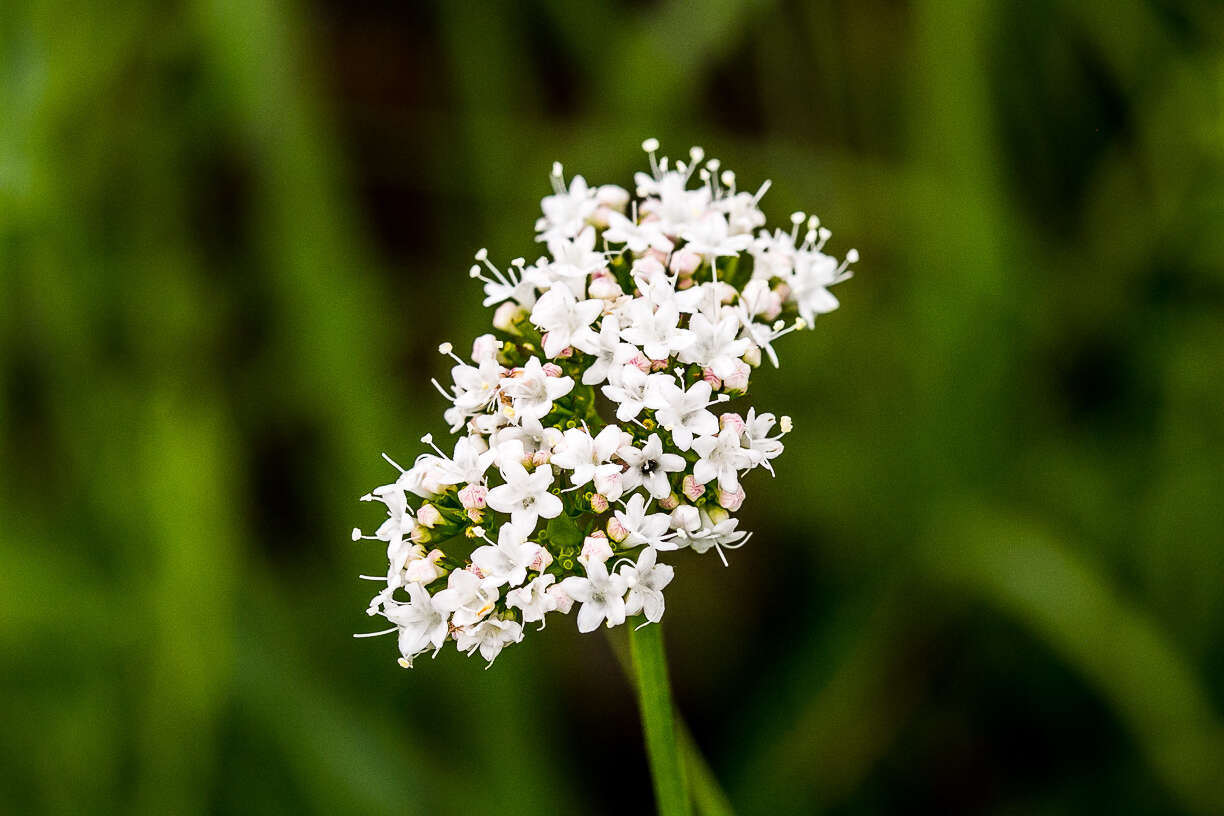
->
[405,557,443,583]
[531,449,551,467]
[650,357,670,372]
[492,301,525,333]
[719,412,746,435]
[529,544,553,572]
[705,506,730,525]
[702,368,723,390]
[458,483,487,509]
[632,256,666,282]
[465,507,484,523]
[773,281,792,302]
[669,249,701,276]
[607,516,629,543]
[682,474,705,502]
[627,353,652,373]
[416,503,442,528]
[742,344,762,368]
[581,536,614,565]
[670,504,700,532]
[410,524,432,544]
[541,362,564,377]
[596,184,630,210]
[717,486,746,511]
[547,584,574,614]
[658,492,680,511]
[590,492,610,513]
[471,333,499,362]
[588,273,623,300]
[723,360,751,393]
[553,345,574,359]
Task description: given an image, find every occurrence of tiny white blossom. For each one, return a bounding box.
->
[618,433,686,499]
[502,357,574,420]
[692,427,758,492]
[382,583,449,664]
[530,286,604,358]
[485,457,563,532]
[470,522,541,588]
[621,547,674,624]
[560,558,628,633]
[613,493,675,550]
[645,377,720,451]
[455,616,525,667]
[550,426,624,489]
[433,568,498,627]
[506,574,558,626]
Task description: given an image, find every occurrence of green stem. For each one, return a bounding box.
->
[629,620,689,816]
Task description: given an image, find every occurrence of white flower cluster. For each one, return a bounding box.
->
[355,140,856,667]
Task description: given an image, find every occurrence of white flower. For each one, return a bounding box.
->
[618,433,686,499]
[692,427,758,492]
[490,417,562,460]
[620,547,674,624]
[676,509,750,566]
[455,616,524,667]
[560,558,628,633]
[544,227,606,289]
[602,365,667,422]
[678,307,751,381]
[619,298,693,361]
[613,493,674,550]
[530,286,604,358]
[679,212,752,260]
[550,426,623,488]
[470,522,541,588]
[486,457,563,532]
[604,210,674,254]
[433,568,498,627]
[789,250,843,324]
[433,435,496,486]
[644,378,719,451]
[536,174,598,242]
[506,574,558,625]
[502,357,574,421]
[382,583,449,664]
[581,315,639,386]
[742,408,786,475]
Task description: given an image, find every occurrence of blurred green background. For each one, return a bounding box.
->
[3,0,1223,813]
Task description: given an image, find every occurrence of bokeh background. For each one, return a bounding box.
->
[3,0,1223,813]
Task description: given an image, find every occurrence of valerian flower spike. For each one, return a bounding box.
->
[354,141,856,668]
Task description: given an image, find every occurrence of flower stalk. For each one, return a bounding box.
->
[630,620,689,816]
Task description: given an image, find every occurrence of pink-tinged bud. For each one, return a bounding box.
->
[590,493,610,513]
[590,206,615,229]
[607,516,629,543]
[669,249,701,276]
[492,301,525,333]
[650,357,670,372]
[719,413,745,435]
[632,255,666,282]
[658,492,680,510]
[716,281,738,304]
[458,483,487,509]
[760,295,783,322]
[773,281,792,302]
[471,333,499,362]
[529,544,554,572]
[405,557,443,584]
[717,486,746,511]
[553,345,575,360]
[644,247,669,265]
[742,344,762,368]
[541,362,564,377]
[465,507,484,524]
[702,367,723,390]
[594,470,623,501]
[675,275,695,290]
[410,524,432,544]
[670,504,700,532]
[468,563,488,580]
[628,353,651,373]
[416,503,442,528]
[588,529,607,539]
[426,548,445,565]
[588,274,623,300]
[682,474,705,502]
[547,584,574,614]
[596,184,630,210]
[723,360,750,394]
[706,506,730,525]
[581,536,614,565]
[531,449,551,467]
